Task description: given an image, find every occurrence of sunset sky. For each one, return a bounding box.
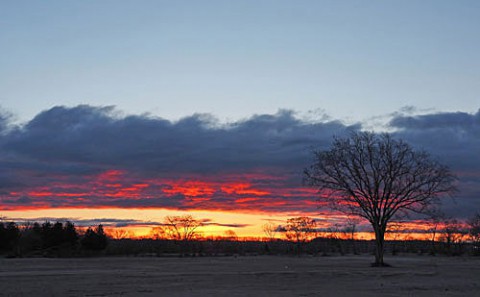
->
[1,1,479,238]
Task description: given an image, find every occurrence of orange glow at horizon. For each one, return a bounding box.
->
[0,206,457,241]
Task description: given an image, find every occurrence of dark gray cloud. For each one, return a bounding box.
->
[200,219,250,228]
[4,216,250,229]
[2,105,354,179]
[390,110,480,163]
[3,217,160,227]
[390,109,480,218]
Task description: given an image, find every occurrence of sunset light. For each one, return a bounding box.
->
[1,1,479,296]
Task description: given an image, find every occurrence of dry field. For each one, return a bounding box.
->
[0,255,479,297]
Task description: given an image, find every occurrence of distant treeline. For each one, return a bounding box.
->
[1,220,478,258]
[0,221,107,257]
[105,237,478,258]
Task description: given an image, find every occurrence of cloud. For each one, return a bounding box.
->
[3,105,354,176]
[3,217,160,227]
[0,105,479,220]
[4,216,251,229]
[200,219,250,228]
[0,105,356,213]
[390,109,480,218]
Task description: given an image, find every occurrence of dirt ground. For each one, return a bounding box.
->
[0,255,478,297]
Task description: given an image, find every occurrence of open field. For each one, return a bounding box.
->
[0,255,479,297]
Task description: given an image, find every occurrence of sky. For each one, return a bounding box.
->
[0,1,479,237]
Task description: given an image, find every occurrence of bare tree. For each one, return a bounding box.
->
[344,216,361,241]
[386,220,405,255]
[149,226,167,240]
[223,230,238,241]
[386,221,404,241]
[467,213,480,255]
[283,217,317,243]
[111,228,132,240]
[425,209,445,255]
[162,215,202,241]
[304,132,456,266]
[467,213,480,244]
[441,218,462,244]
[440,218,466,255]
[150,215,202,241]
[262,222,278,241]
[343,216,361,254]
[327,223,341,240]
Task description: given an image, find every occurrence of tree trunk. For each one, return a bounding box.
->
[430,227,437,255]
[373,225,387,267]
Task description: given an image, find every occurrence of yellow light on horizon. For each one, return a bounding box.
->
[1,207,300,238]
[1,207,439,241]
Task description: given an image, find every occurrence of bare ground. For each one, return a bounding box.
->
[0,255,479,297]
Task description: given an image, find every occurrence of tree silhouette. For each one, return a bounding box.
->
[262,222,278,241]
[223,230,238,241]
[467,213,480,255]
[0,222,20,252]
[149,216,202,255]
[160,215,202,241]
[467,213,480,244]
[341,216,360,254]
[64,221,79,247]
[425,210,445,255]
[304,132,456,266]
[283,217,317,243]
[50,221,65,247]
[440,218,466,255]
[16,222,42,255]
[41,221,53,248]
[39,221,78,249]
[81,225,108,251]
[111,228,132,240]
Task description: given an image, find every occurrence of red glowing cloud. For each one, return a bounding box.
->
[1,169,322,214]
[162,181,216,197]
[221,183,270,196]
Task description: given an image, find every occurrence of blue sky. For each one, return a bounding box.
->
[1,1,479,124]
[1,1,480,235]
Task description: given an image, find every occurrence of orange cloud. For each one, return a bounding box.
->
[162,181,216,197]
[221,183,270,196]
[2,169,337,215]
